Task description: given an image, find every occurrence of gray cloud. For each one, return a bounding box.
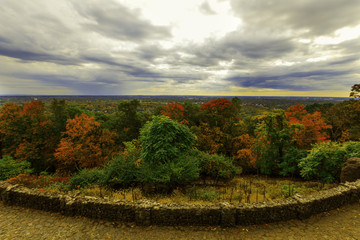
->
[12,73,124,95]
[71,0,171,42]
[226,70,352,91]
[0,36,10,44]
[181,30,295,67]
[329,56,359,66]
[0,45,80,66]
[230,0,360,36]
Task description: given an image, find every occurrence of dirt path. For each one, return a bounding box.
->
[0,201,359,239]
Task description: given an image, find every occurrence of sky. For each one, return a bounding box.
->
[0,0,359,97]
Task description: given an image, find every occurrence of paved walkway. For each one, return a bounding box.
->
[0,201,359,239]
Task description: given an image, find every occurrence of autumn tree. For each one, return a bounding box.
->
[200,98,237,129]
[198,98,241,156]
[161,102,189,124]
[0,101,56,173]
[233,134,256,172]
[54,114,118,173]
[193,123,226,154]
[286,104,331,149]
[0,103,22,158]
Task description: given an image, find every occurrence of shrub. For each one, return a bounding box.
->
[69,168,106,189]
[344,141,360,158]
[278,147,307,177]
[196,151,236,183]
[102,140,142,187]
[298,142,347,182]
[139,116,198,192]
[138,152,199,192]
[140,115,195,164]
[0,155,33,180]
[6,173,69,188]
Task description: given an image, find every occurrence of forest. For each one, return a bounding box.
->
[0,91,360,198]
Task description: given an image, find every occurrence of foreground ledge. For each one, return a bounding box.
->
[1,180,359,227]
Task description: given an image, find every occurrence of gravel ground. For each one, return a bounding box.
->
[0,200,359,239]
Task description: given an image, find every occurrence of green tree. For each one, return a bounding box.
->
[141,116,195,164]
[183,101,202,127]
[139,116,198,190]
[50,99,68,134]
[298,142,347,182]
[325,99,360,141]
[253,110,292,175]
[115,99,142,143]
[350,83,360,98]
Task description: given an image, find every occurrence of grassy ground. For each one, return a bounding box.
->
[45,175,337,205]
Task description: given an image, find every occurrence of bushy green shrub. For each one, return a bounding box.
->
[278,147,307,177]
[0,155,33,180]
[102,140,142,187]
[140,115,195,164]
[138,116,199,192]
[298,142,347,182]
[138,152,199,191]
[196,151,236,182]
[344,141,360,158]
[69,168,106,189]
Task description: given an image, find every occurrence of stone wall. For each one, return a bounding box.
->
[1,180,360,227]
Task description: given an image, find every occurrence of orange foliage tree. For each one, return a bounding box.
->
[233,134,256,171]
[0,101,56,173]
[193,123,226,154]
[54,114,118,173]
[0,103,22,158]
[286,104,332,149]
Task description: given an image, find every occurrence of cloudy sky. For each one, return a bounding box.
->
[0,0,359,96]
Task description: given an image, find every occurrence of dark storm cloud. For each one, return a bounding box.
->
[82,55,164,78]
[230,0,360,36]
[13,73,123,95]
[182,30,295,67]
[0,45,79,65]
[71,0,171,42]
[226,70,352,91]
[82,52,201,83]
[0,36,10,44]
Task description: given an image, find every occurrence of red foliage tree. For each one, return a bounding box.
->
[286,104,332,149]
[200,98,237,128]
[161,102,189,124]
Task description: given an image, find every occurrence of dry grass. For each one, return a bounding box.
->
[61,176,337,205]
